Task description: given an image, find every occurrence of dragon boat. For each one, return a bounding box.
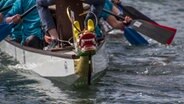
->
[0,0,115,87]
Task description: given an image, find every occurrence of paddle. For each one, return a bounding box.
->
[130,20,176,45]
[0,5,36,42]
[124,27,148,45]
[122,5,177,45]
[103,9,176,45]
[122,5,157,24]
[102,9,149,45]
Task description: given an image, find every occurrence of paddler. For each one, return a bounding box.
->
[5,0,44,49]
[36,0,106,50]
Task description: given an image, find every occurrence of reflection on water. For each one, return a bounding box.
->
[1,0,184,103]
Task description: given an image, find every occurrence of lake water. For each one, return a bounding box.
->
[0,0,184,104]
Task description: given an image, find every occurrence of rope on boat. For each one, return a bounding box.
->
[57,37,74,46]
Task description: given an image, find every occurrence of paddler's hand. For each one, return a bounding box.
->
[0,13,3,23]
[6,14,21,24]
[123,16,132,26]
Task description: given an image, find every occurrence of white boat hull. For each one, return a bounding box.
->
[0,39,109,86]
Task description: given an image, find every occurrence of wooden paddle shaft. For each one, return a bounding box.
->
[20,5,36,18]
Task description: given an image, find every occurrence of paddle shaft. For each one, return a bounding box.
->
[122,5,157,24]
[8,5,36,26]
[20,5,36,18]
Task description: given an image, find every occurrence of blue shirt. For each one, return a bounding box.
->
[6,0,42,43]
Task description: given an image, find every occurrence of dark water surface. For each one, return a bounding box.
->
[1,0,184,104]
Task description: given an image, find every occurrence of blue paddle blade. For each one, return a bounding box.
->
[124,27,149,45]
[0,22,15,41]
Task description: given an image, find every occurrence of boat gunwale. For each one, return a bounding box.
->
[4,38,78,59]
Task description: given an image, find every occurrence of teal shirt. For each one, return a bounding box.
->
[0,0,14,15]
[95,0,113,38]
[7,0,42,43]
[100,0,113,20]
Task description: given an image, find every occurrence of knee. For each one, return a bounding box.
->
[36,0,55,8]
[36,0,43,6]
[36,0,47,9]
[36,0,42,8]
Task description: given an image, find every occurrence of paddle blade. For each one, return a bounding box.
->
[124,27,149,45]
[0,23,14,41]
[130,20,177,45]
[150,22,177,44]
